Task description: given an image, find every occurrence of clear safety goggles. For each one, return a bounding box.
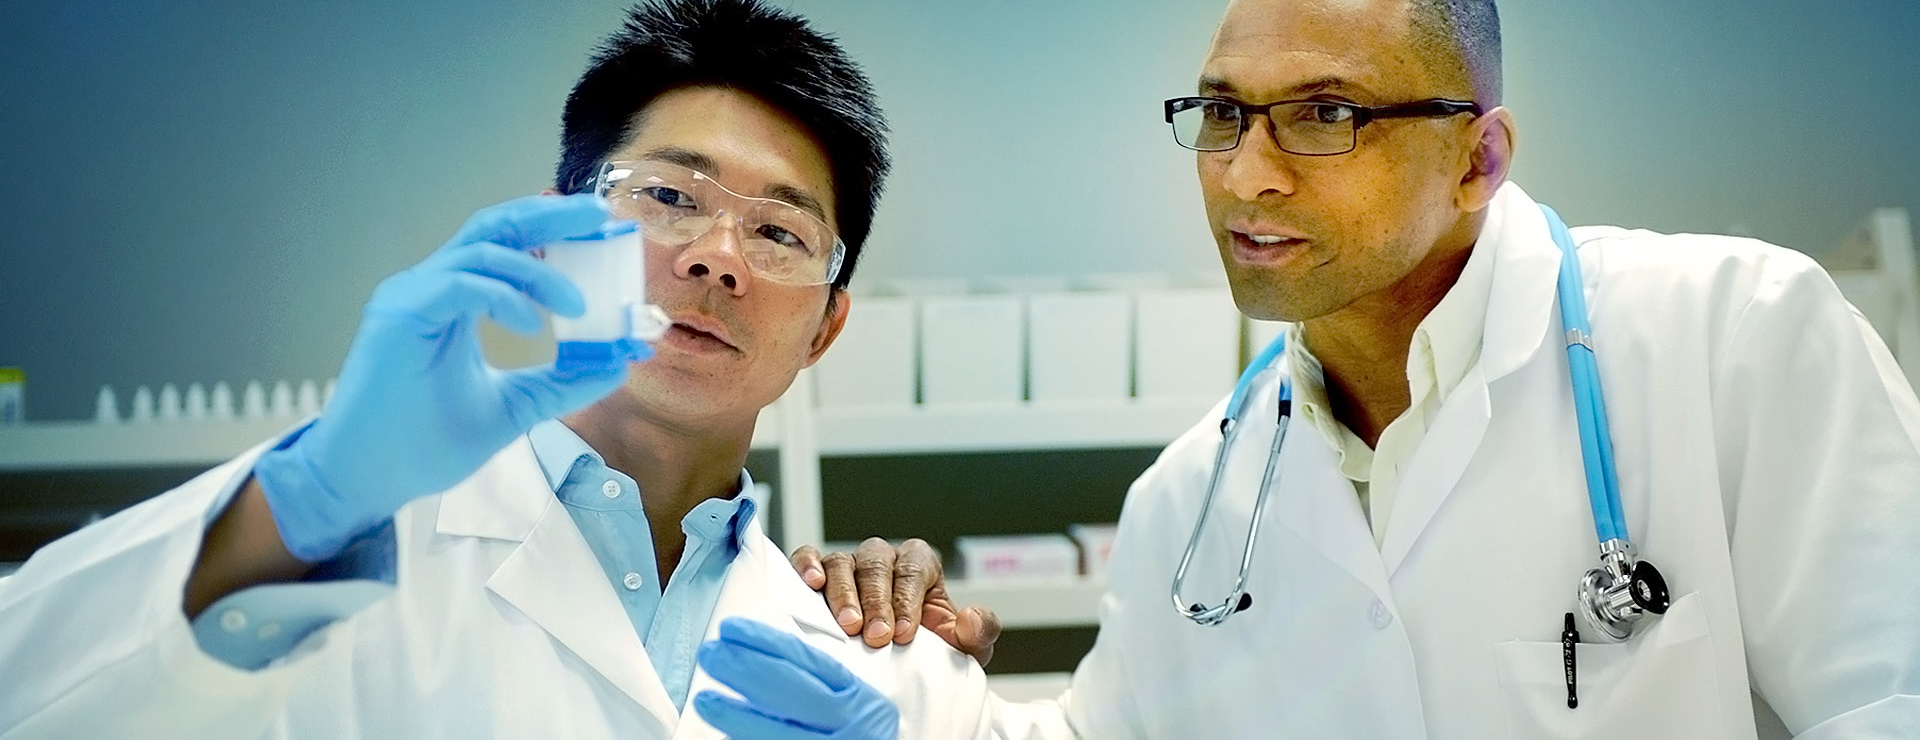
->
[592,160,846,287]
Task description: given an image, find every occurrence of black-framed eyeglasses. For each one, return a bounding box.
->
[1163,96,1482,155]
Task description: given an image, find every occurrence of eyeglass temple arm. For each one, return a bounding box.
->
[1360,100,1482,122]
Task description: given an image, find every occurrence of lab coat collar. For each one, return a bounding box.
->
[1476,182,1564,383]
[1376,182,1561,575]
[673,518,850,739]
[433,438,682,730]
[1238,367,1395,601]
[433,437,551,542]
[432,438,838,737]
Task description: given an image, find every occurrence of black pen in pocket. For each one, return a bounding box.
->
[1562,612,1580,709]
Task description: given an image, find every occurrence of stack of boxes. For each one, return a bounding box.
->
[814,273,1248,410]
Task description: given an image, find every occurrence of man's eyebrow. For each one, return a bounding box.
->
[640,146,827,221]
[1285,76,1372,98]
[1197,75,1375,100]
[766,184,827,222]
[1198,75,1237,96]
[641,146,720,175]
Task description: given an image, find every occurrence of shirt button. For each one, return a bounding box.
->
[601,480,621,498]
[1368,599,1394,629]
[219,609,248,633]
[623,572,644,590]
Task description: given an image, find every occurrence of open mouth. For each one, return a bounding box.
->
[1229,231,1309,264]
[662,322,735,354]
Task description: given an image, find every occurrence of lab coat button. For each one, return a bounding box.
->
[602,480,621,498]
[219,609,248,633]
[623,572,644,590]
[1368,600,1393,629]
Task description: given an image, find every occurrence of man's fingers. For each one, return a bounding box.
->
[443,193,612,252]
[496,360,630,430]
[958,606,1002,667]
[821,551,862,636]
[923,602,963,650]
[371,271,541,336]
[920,593,959,637]
[715,617,857,693]
[919,597,998,666]
[692,690,824,739]
[889,539,943,645]
[854,537,898,647]
[433,241,586,319]
[790,545,827,590]
[695,641,835,728]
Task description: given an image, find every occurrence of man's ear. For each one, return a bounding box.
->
[541,187,562,196]
[1456,106,1517,212]
[803,290,852,368]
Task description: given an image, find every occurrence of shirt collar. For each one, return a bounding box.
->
[687,493,758,544]
[527,419,759,544]
[529,419,598,491]
[1409,210,1501,406]
[1284,325,1375,482]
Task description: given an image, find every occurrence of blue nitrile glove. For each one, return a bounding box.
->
[693,617,900,740]
[254,194,650,562]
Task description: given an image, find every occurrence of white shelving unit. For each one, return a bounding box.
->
[0,396,1213,473]
[0,415,784,473]
[0,397,1170,630]
[2,279,1247,635]
[815,398,1210,456]
[947,576,1106,630]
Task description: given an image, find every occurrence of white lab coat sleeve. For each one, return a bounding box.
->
[986,463,1178,740]
[884,627,998,740]
[982,589,1148,740]
[1712,248,1920,738]
[0,437,386,740]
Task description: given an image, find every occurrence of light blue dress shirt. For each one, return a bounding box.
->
[529,419,755,709]
[191,420,756,711]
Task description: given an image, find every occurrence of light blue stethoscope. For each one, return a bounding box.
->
[1170,204,1671,643]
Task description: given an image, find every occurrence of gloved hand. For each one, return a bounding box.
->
[254,194,648,562]
[693,617,900,740]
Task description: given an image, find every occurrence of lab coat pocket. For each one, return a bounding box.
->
[1492,593,1725,740]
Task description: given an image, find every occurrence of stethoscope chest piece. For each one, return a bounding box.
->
[1577,551,1671,642]
[1629,560,1671,613]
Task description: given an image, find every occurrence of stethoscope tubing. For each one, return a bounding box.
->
[1174,203,1644,629]
[1543,205,1631,545]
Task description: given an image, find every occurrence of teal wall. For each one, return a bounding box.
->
[3,0,1916,419]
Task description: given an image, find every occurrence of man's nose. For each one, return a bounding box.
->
[1219,116,1301,202]
[671,213,753,296]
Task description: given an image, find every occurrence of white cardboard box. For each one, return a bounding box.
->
[919,294,1024,406]
[1027,291,1131,403]
[813,295,916,408]
[954,534,1080,582]
[1067,523,1118,577]
[1135,286,1240,400]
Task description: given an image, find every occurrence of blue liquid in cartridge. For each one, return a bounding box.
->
[557,338,647,369]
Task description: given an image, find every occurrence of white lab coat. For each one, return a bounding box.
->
[995,184,1920,739]
[0,437,993,740]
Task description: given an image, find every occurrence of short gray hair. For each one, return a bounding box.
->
[1408,0,1503,106]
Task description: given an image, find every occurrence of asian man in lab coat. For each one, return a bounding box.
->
[770,0,1920,738]
[0,1,992,738]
